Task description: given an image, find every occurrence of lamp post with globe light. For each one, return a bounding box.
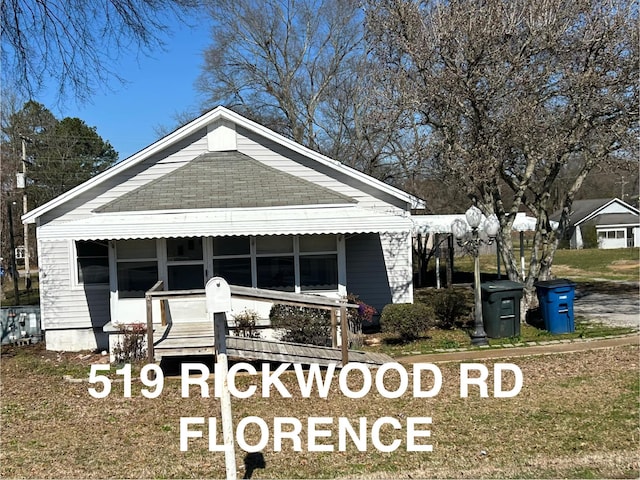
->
[451,206,500,346]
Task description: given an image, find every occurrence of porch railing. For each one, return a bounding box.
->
[144,282,358,364]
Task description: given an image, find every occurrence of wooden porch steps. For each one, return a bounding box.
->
[152,321,392,366]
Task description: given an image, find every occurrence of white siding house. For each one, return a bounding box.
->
[23,107,422,352]
[552,198,640,249]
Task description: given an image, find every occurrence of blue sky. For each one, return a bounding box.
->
[40,18,212,161]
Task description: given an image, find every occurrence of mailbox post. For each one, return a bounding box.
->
[205,277,236,480]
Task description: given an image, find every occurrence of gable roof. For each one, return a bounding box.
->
[591,212,640,227]
[551,198,639,226]
[23,106,423,224]
[96,151,354,213]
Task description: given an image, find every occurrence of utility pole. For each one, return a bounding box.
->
[7,201,20,305]
[617,176,628,201]
[19,136,30,288]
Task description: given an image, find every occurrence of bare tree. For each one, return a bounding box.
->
[366,0,639,305]
[198,0,363,149]
[1,0,197,102]
[197,0,407,177]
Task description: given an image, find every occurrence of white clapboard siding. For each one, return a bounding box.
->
[38,239,110,330]
[345,232,413,313]
[40,132,208,224]
[381,231,414,304]
[236,126,408,213]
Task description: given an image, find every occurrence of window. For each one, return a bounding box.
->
[116,239,158,298]
[299,235,337,291]
[300,254,338,291]
[257,257,295,291]
[212,234,339,292]
[256,236,295,291]
[166,237,204,290]
[599,230,625,239]
[213,236,252,287]
[76,240,109,285]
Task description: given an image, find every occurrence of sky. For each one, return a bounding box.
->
[40,18,213,161]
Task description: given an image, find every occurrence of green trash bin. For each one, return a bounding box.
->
[481,280,524,338]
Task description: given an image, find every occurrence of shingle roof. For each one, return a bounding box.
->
[550,198,639,226]
[96,151,355,213]
[591,213,639,227]
[567,199,612,224]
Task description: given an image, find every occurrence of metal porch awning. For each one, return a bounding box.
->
[37,206,413,240]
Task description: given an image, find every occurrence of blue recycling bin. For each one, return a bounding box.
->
[534,279,576,334]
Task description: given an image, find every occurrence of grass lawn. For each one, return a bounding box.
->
[450,247,639,283]
[1,248,638,478]
[1,343,638,479]
[361,317,637,358]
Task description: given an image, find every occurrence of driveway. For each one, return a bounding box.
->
[574,282,639,329]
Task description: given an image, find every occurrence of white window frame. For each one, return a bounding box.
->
[165,237,206,290]
[211,234,345,295]
[71,239,110,290]
[598,229,626,240]
[255,235,296,292]
[211,236,252,287]
[115,239,159,298]
[107,234,347,296]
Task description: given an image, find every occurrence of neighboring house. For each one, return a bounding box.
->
[23,107,422,352]
[554,198,640,249]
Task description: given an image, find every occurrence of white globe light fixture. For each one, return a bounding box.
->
[451,206,500,346]
[451,218,468,240]
[465,205,483,229]
[485,214,500,237]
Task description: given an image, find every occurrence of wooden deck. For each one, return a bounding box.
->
[152,321,392,366]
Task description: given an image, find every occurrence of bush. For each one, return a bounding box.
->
[346,294,377,348]
[113,323,147,363]
[431,288,471,329]
[233,310,261,338]
[380,303,436,341]
[581,222,598,249]
[270,304,331,346]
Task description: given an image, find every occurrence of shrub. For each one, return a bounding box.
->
[380,303,436,341]
[346,294,377,347]
[581,222,598,249]
[270,304,331,346]
[233,310,261,338]
[431,288,470,329]
[113,322,147,363]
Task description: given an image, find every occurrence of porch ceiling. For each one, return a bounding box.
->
[36,206,413,240]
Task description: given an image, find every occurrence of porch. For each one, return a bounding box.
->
[148,321,391,365]
[105,281,393,366]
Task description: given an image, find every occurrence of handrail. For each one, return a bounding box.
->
[144,282,358,364]
[145,285,357,309]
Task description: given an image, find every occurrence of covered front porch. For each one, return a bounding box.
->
[104,281,392,366]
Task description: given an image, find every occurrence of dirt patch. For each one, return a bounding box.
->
[1,342,109,366]
[609,259,640,272]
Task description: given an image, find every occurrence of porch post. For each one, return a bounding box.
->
[340,301,348,365]
[145,292,154,365]
[331,309,338,348]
